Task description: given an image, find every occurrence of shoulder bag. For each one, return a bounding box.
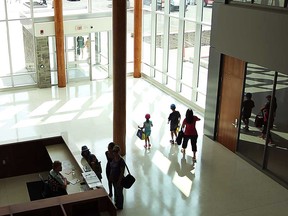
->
[121,160,136,189]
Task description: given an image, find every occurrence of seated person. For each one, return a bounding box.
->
[48,160,69,197]
[90,154,102,182]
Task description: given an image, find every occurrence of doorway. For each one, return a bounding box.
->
[216,55,246,152]
[66,35,90,81]
[48,31,111,85]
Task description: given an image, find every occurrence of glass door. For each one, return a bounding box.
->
[91,31,110,80]
[66,35,90,82]
[48,32,111,85]
[238,63,288,185]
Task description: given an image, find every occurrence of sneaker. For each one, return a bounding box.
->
[148,144,151,148]
[193,157,197,162]
[181,148,185,153]
[144,145,147,148]
[170,140,174,144]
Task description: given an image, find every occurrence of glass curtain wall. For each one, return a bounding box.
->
[127,2,134,73]
[142,0,213,109]
[238,63,288,185]
[0,0,36,89]
[0,0,112,89]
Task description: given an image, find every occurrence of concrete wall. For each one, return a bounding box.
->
[204,3,288,138]
[36,37,52,88]
[211,3,288,74]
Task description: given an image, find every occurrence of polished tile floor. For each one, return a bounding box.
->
[0,78,288,215]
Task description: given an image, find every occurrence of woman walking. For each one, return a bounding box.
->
[181,109,200,162]
[109,145,125,210]
[105,142,115,197]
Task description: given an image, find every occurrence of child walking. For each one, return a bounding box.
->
[168,104,181,144]
[139,114,153,148]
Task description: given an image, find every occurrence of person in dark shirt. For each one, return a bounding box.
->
[109,145,125,210]
[241,93,255,131]
[105,142,115,197]
[168,104,181,144]
[90,154,102,182]
[260,95,277,143]
[81,145,92,163]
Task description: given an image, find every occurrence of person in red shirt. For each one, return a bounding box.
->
[181,109,200,162]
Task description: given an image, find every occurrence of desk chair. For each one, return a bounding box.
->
[39,174,52,198]
[47,174,68,197]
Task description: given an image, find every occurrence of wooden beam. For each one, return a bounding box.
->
[54,0,66,87]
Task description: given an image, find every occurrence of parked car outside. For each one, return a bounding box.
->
[144,0,188,12]
[186,0,214,6]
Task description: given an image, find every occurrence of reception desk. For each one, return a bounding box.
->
[0,136,116,216]
[0,188,116,216]
[45,144,90,194]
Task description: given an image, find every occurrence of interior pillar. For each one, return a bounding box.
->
[54,0,66,87]
[134,0,142,78]
[113,0,127,155]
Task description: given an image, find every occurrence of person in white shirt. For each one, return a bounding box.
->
[48,160,69,196]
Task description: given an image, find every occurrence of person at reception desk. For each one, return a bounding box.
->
[110,145,125,210]
[90,154,103,182]
[105,142,115,197]
[81,145,92,163]
[48,160,69,197]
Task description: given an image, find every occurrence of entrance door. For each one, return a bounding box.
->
[48,32,111,85]
[217,55,246,152]
[66,35,90,81]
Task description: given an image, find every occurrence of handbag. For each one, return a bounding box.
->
[121,160,136,189]
[254,112,264,128]
[176,130,184,145]
[136,128,145,140]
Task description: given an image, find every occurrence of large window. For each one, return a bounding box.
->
[0,0,114,89]
[142,0,213,109]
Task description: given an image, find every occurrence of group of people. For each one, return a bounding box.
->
[138,104,201,162]
[241,93,277,144]
[46,94,278,211]
[168,104,200,162]
[48,143,125,210]
[47,104,202,210]
[81,143,125,210]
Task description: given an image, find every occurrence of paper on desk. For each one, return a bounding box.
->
[63,168,72,175]
[69,178,80,185]
[82,171,102,188]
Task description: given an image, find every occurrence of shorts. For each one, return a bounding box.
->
[170,123,178,132]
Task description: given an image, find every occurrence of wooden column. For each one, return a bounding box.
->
[133,0,142,78]
[113,0,127,155]
[54,0,66,87]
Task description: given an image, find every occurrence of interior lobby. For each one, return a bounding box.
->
[1,78,288,215]
[1,0,288,215]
